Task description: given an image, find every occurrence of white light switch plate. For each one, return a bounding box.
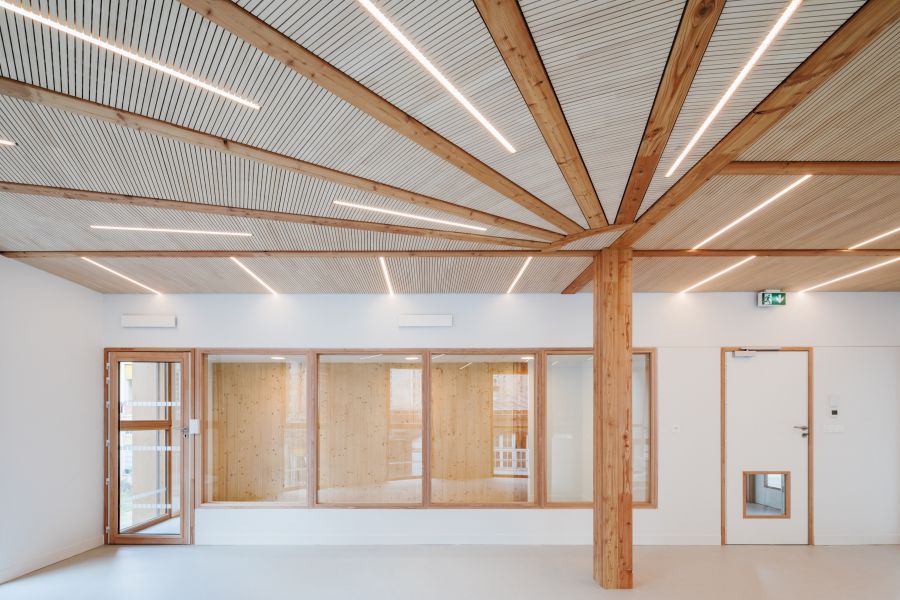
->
[823,423,845,434]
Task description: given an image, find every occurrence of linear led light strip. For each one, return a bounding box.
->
[0,1,260,110]
[230,257,277,294]
[506,256,533,294]
[848,226,900,250]
[378,256,395,295]
[0,138,14,146]
[358,0,515,153]
[665,0,802,177]
[92,225,251,237]
[801,257,900,292]
[692,175,811,250]
[680,256,757,293]
[81,257,162,294]
[334,200,487,232]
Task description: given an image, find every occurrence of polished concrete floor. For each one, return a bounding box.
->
[2,545,898,600]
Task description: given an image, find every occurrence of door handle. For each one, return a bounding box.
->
[793,425,808,430]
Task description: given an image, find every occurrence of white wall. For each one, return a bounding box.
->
[100,291,900,546]
[0,258,104,583]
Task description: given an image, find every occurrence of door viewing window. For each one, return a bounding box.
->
[108,351,191,544]
[430,354,535,505]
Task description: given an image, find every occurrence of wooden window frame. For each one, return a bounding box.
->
[742,471,791,519]
[542,348,658,509]
[190,346,656,511]
[314,351,427,508]
[197,349,314,508]
[427,350,541,508]
[104,349,193,545]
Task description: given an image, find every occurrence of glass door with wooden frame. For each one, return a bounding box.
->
[107,351,192,544]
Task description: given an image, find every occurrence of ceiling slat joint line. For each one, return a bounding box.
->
[0,78,561,244]
[474,0,607,228]
[177,0,584,235]
[615,0,725,225]
[612,0,900,249]
[0,181,548,250]
[721,161,900,176]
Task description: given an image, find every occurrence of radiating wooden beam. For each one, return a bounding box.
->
[613,0,900,248]
[474,0,606,228]
[0,181,547,249]
[616,0,724,225]
[178,0,584,235]
[0,78,561,243]
[0,250,598,258]
[721,161,900,176]
[561,263,594,294]
[593,248,633,589]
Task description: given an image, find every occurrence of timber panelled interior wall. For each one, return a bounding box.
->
[206,356,308,503]
[201,350,651,507]
[317,357,423,505]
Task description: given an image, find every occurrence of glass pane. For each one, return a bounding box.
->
[546,355,592,503]
[632,353,652,504]
[119,362,179,421]
[206,355,308,502]
[545,352,653,504]
[431,355,535,504]
[118,428,179,533]
[745,472,789,517]
[317,355,423,504]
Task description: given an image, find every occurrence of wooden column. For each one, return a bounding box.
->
[593,249,634,588]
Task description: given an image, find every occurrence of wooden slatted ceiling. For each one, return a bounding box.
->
[0,0,566,232]
[740,21,900,161]
[229,0,587,229]
[631,256,900,292]
[519,0,684,223]
[18,253,899,293]
[0,194,516,252]
[15,255,592,294]
[634,175,900,250]
[0,96,546,243]
[636,0,865,218]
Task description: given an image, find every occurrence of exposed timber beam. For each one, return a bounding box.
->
[593,248,634,589]
[0,78,561,243]
[616,0,724,225]
[613,0,900,248]
[0,181,547,249]
[0,250,600,258]
[634,249,900,257]
[720,161,900,176]
[178,0,584,234]
[6,248,896,261]
[561,248,900,293]
[474,0,607,227]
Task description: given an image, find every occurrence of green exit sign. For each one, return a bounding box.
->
[758,290,787,307]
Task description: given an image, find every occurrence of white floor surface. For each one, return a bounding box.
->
[2,544,898,600]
